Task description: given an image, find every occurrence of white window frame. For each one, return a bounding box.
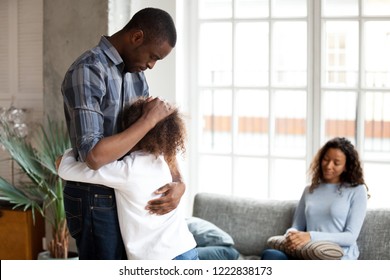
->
[186,0,390,206]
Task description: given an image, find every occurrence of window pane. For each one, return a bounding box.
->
[363,0,390,16]
[271,159,306,199]
[364,92,390,160]
[199,22,232,86]
[199,0,232,19]
[323,91,357,142]
[200,89,233,153]
[364,162,390,208]
[363,21,390,88]
[273,90,307,157]
[273,0,307,17]
[322,0,359,17]
[235,22,269,86]
[199,155,232,195]
[236,90,269,155]
[272,21,307,87]
[323,21,359,88]
[233,157,268,198]
[235,0,268,18]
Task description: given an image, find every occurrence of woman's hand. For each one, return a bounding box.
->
[145,181,185,215]
[285,230,311,251]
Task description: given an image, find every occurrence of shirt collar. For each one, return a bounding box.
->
[99,36,125,71]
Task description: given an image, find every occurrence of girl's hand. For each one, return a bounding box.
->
[55,155,63,171]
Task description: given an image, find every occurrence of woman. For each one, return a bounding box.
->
[262,137,369,260]
[58,97,198,260]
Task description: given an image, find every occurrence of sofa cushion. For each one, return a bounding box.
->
[186,216,234,247]
[196,246,240,260]
[357,208,390,260]
[267,235,344,260]
[192,193,298,256]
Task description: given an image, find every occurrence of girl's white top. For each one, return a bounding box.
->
[58,149,196,260]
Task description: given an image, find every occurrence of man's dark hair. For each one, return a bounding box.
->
[124,7,177,47]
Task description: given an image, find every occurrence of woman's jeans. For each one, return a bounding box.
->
[261,249,289,260]
[63,181,126,260]
[173,248,199,260]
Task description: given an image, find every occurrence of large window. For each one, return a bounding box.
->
[190,0,390,207]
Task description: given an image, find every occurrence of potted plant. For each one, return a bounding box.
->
[0,114,72,259]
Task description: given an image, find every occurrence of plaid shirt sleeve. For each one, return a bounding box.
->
[62,63,109,162]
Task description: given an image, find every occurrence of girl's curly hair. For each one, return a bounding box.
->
[122,97,186,167]
[309,137,368,194]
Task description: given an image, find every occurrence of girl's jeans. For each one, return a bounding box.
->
[173,248,199,260]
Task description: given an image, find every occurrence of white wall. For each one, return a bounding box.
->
[44,0,109,122]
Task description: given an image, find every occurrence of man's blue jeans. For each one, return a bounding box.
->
[63,181,126,260]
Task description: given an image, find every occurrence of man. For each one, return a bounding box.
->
[61,7,184,259]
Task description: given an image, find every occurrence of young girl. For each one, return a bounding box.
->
[58,97,197,260]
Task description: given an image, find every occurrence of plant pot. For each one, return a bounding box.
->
[37,251,78,260]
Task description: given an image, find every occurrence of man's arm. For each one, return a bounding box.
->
[86,97,174,170]
[146,157,185,215]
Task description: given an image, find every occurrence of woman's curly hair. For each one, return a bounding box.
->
[122,97,186,167]
[309,137,368,194]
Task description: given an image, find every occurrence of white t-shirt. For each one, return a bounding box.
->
[58,149,196,260]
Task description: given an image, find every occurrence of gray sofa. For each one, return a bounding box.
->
[192,192,390,260]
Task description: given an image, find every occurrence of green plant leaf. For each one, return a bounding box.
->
[0,116,71,258]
